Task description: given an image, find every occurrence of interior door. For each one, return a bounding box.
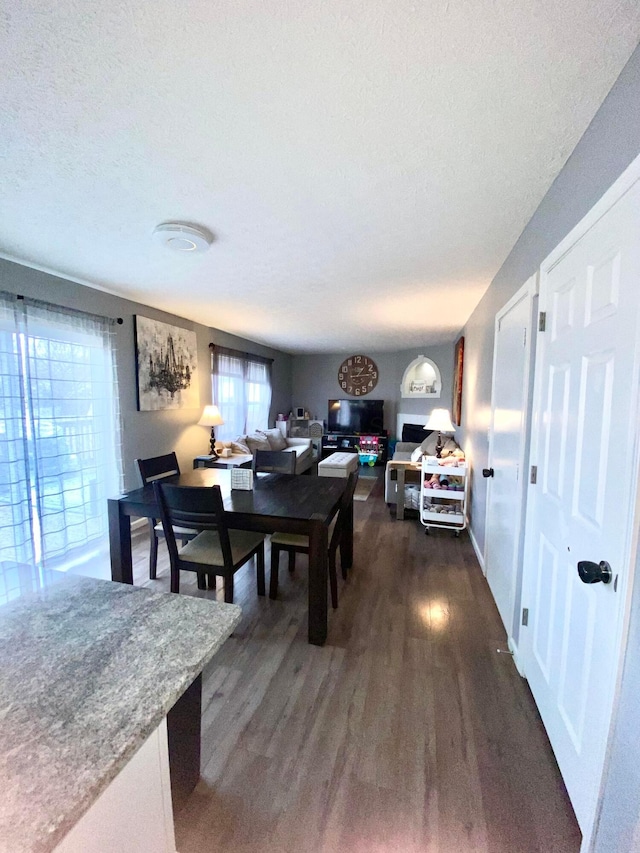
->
[522,175,640,841]
[485,277,535,652]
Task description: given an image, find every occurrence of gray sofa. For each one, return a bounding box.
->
[229,429,313,475]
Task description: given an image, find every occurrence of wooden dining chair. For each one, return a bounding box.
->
[252,449,296,474]
[154,481,266,602]
[135,453,198,580]
[269,471,357,608]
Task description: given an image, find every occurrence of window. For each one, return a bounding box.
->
[0,293,122,581]
[211,345,272,440]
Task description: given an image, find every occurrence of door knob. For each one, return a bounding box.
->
[482,468,494,478]
[577,560,613,584]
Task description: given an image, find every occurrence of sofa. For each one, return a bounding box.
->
[384,426,459,507]
[225,428,314,475]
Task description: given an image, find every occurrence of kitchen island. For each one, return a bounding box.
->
[0,567,241,852]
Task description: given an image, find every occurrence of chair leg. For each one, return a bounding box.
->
[328,550,338,610]
[341,545,348,580]
[170,565,180,594]
[197,572,206,590]
[207,573,216,590]
[256,544,266,596]
[149,532,158,579]
[224,574,234,604]
[270,545,280,599]
[288,550,296,573]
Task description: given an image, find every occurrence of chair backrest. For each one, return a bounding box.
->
[154,482,234,569]
[136,452,181,486]
[328,471,358,554]
[252,449,296,475]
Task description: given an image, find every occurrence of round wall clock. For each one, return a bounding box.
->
[338,354,379,396]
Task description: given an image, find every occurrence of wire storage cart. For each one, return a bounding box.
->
[420,456,468,536]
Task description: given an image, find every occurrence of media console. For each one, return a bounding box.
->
[321,434,388,466]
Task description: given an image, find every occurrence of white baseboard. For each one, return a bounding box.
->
[468,525,485,574]
[508,636,526,677]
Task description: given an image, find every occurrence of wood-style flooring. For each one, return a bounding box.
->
[130,473,581,853]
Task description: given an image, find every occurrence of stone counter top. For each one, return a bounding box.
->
[0,570,241,852]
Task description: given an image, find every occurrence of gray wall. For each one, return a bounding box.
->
[459,43,640,852]
[0,258,292,490]
[292,344,455,439]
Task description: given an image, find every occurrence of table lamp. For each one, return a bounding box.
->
[424,408,455,458]
[198,405,225,458]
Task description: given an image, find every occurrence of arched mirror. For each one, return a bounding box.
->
[401,355,441,398]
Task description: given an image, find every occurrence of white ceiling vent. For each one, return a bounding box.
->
[152,222,213,253]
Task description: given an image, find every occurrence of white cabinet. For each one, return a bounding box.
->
[54,720,176,853]
[420,457,468,535]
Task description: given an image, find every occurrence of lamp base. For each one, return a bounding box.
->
[435,431,443,458]
[209,429,218,458]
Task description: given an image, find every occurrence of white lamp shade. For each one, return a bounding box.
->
[198,405,224,427]
[424,408,455,433]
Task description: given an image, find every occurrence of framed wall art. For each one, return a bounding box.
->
[134,315,199,411]
[452,336,464,426]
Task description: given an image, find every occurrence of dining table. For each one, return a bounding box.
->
[108,468,353,646]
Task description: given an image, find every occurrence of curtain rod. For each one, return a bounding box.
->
[13,293,123,325]
[209,342,274,364]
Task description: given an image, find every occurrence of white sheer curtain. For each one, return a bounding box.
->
[0,293,122,578]
[212,346,272,440]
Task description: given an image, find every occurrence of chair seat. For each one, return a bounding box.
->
[153,522,197,538]
[179,529,265,566]
[270,531,309,549]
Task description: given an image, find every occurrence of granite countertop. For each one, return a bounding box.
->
[0,570,241,853]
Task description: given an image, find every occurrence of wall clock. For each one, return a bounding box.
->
[338,354,379,396]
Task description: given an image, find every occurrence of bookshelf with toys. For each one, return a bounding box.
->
[420,453,468,536]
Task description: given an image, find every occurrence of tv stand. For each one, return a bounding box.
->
[321,434,388,466]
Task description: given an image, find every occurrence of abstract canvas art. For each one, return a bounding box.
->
[134,316,199,410]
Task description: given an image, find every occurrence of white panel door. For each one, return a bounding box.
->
[522,175,640,841]
[485,277,535,646]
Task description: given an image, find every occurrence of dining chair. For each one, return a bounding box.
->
[135,453,198,580]
[269,471,357,608]
[154,481,266,602]
[252,449,296,474]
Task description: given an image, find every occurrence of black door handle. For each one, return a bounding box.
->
[482,468,494,478]
[577,560,612,584]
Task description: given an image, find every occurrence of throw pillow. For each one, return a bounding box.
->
[263,428,287,451]
[231,437,251,454]
[245,431,271,454]
[410,447,423,463]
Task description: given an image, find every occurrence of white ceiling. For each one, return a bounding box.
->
[1,3,639,353]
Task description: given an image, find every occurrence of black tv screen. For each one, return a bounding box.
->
[328,399,384,435]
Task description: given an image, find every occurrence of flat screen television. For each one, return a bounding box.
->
[328,399,384,435]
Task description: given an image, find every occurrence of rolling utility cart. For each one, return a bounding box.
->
[420,456,468,536]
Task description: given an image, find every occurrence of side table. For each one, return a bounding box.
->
[193,454,253,469]
[386,459,422,520]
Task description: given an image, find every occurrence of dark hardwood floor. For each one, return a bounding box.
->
[130,473,581,853]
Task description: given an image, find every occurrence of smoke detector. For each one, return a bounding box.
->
[152,222,214,253]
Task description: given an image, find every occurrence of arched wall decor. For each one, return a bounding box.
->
[400,355,441,398]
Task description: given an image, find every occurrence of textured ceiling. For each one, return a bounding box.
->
[1,2,639,353]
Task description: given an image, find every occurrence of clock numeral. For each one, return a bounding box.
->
[341,381,347,389]
[354,387,361,395]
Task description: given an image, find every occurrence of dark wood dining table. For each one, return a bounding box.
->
[108,468,353,645]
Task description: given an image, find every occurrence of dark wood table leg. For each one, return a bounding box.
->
[308,517,328,646]
[167,673,202,813]
[340,494,353,570]
[108,497,133,584]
